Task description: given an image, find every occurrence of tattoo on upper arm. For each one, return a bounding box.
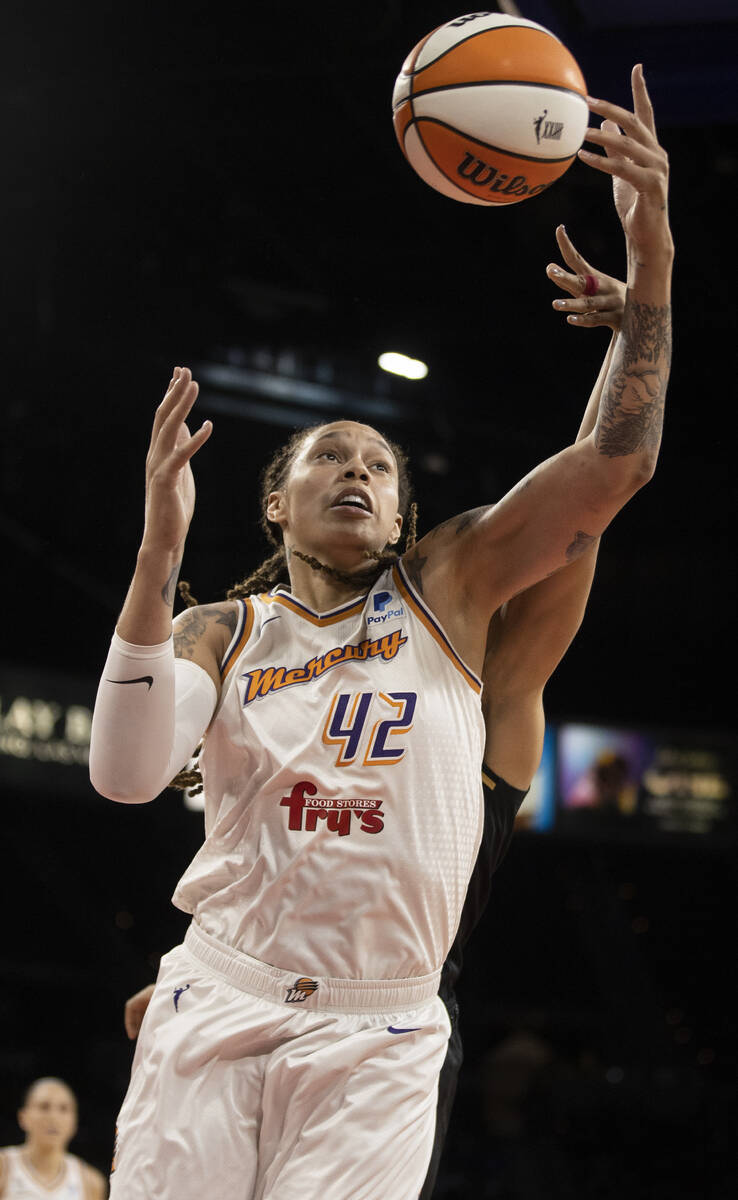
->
[596,298,672,459]
[215,605,238,640]
[566,531,596,562]
[453,506,488,535]
[161,563,181,606]
[431,506,489,539]
[173,608,207,659]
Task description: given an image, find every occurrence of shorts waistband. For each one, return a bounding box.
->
[184,922,442,1013]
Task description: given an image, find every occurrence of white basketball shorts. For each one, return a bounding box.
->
[109,922,450,1200]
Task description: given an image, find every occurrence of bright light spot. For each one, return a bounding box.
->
[378,352,428,380]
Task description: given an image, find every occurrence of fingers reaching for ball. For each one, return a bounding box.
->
[546,226,627,331]
[576,65,672,257]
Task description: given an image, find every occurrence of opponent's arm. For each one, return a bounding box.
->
[404,66,672,675]
[90,368,227,804]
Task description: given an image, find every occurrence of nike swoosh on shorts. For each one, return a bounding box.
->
[107,676,154,690]
[387,1026,421,1034]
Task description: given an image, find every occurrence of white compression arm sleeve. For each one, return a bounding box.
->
[89,631,217,804]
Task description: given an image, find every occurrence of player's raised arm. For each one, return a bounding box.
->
[403,66,672,676]
[89,368,224,805]
[483,230,626,787]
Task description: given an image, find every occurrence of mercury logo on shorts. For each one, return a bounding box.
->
[280,780,384,836]
[285,977,319,1003]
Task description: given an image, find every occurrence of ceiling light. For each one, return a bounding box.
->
[378,352,428,380]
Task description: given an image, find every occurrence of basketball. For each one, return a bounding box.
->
[392,12,588,206]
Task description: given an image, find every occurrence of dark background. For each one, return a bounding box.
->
[1,2,736,1196]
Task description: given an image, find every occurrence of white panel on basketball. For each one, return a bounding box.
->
[404,124,492,206]
[411,85,588,159]
[392,73,411,109]
[413,13,550,74]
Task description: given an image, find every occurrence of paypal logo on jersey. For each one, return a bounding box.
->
[369,591,404,625]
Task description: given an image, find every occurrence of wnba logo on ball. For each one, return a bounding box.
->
[533,110,565,144]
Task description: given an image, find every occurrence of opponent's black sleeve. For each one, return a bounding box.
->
[440,766,527,1000]
[424,769,528,1200]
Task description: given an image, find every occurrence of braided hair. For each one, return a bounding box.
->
[171,421,418,797]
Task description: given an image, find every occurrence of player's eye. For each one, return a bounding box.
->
[317,450,339,461]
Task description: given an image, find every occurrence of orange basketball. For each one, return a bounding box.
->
[392,12,588,206]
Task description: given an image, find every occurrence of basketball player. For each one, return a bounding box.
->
[0,1078,107,1200]
[90,68,672,1199]
[119,232,627,1197]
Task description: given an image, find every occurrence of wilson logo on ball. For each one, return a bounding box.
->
[457,153,548,198]
[392,12,588,206]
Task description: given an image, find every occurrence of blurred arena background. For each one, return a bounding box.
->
[1,1,736,1196]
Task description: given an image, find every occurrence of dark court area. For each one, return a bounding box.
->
[2,1,736,1197]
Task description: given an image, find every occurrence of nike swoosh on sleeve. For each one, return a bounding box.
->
[106,676,154,690]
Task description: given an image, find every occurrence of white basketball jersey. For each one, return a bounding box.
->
[173,563,485,980]
[1,1149,85,1199]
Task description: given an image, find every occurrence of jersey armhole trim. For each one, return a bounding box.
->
[220,599,254,681]
[393,562,482,694]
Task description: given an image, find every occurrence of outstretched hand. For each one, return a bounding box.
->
[578,65,672,259]
[143,366,212,555]
[546,226,626,331]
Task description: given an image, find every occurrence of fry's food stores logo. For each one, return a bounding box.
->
[280,780,384,836]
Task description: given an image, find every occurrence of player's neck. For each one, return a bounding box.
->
[23,1143,66,1180]
[284,550,375,613]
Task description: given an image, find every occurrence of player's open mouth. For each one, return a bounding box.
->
[330,488,373,514]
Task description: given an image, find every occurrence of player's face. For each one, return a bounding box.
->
[267,422,403,560]
[18,1081,78,1149]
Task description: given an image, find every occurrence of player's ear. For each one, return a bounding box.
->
[266,490,288,531]
[386,512,403,547]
